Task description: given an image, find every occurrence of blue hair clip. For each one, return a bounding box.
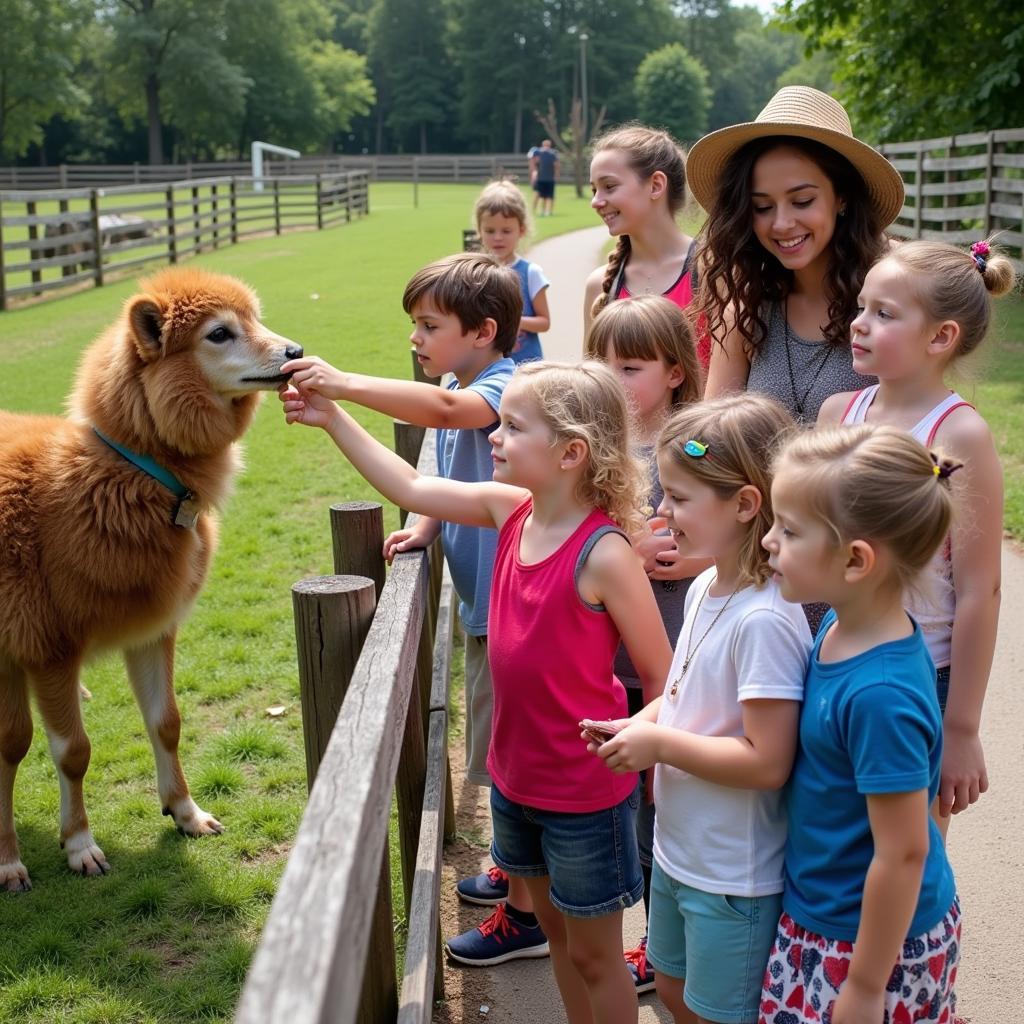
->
[683,439,709,458]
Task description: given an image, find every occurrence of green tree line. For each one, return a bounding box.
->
[1,0,1019,166]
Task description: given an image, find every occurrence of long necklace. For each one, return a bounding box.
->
[667,575,741,699]
[783,299,835,422]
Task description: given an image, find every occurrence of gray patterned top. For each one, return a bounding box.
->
[746,302,874,423]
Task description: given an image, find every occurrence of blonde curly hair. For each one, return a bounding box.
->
[512,360,648,536]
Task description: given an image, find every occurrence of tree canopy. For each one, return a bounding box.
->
[634,44,711,143]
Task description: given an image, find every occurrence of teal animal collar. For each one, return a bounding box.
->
[92,427,200,528]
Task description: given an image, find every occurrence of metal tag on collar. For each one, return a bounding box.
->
[173,493,201,529]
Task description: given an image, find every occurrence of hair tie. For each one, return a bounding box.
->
[930,452,964,482]
[970,240,990,273]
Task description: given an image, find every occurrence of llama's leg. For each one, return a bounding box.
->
[124,634,223,836]
[0,662,33,891]
[32,659,109,876]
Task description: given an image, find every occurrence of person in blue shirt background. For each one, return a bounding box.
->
[528,139,560,217]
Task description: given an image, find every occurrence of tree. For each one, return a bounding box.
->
[0,0,89,160]
[780,0,1024,141]
[634,43,711,143]
[535,96,606,198]
[369,0,452,153]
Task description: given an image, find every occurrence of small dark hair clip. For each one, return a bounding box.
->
[930,452,964,482]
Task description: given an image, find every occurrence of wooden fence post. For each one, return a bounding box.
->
[26,200,41,293]
[0,204,7,311]
[229,177,239,244]
[211,182,220,248]
[983,132,994,237]
[274,178,282,235]
[165,184,177,264]
[292,574,377,788]
[315,173,324,230]
[328,504,399,1024]
[914,147,924,240]
[191,185,200,252]
[89,189,104,288]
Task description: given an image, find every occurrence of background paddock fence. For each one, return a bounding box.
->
[878,128,1024,269]
[238,407,457,1024]
[0,171,369,310]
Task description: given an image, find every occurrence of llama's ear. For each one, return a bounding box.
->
[126,296,165,358]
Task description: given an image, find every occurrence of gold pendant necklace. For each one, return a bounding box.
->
[668,575,741,699]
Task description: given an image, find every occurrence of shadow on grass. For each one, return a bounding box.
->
[1,819,271,1022]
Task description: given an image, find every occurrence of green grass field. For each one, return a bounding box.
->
[0,182,600,1023]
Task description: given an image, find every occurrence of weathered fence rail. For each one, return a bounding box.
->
[878,128,1024,268]
[0,171,369,310]
[237,415,457,1024]
[0,154,571,189]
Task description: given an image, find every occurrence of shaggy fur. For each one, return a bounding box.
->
[0,267,301,890]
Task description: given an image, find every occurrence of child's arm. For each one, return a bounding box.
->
[282,356,502,430]
[280,383,525,530]
[578,531,673,708]
[520,286,550,336]
[383,516,442,564]
[830,790,931,1024]
[597,700,800,789]
[940,411,1002,815]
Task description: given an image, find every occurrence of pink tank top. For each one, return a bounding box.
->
[840,385,972,668]
[486,499,639,812]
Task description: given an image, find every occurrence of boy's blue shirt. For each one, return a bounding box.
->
[782,609,956,941]
[436,357,515,635]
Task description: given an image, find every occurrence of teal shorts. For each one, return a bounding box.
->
[646,862,781,1024]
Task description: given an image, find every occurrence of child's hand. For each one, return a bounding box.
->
[278,381,338,430]
[383,525,431,564]
[939,723,988,815]
[280,355,347,401]
[632,516,677,573]
[592,720,661,773]
[829,978,884,1024]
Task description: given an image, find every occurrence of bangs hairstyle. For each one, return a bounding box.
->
[773,425,955,592]
[584,295,703,409]
[696,136,888,354]
[474,179,530,233]
[657,394,794,588]
[402,252,523,357]
[513,360,649,536]
[883,239,1017,360]
[591,123,688,316]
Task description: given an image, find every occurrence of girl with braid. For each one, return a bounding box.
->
[584,124,709,372]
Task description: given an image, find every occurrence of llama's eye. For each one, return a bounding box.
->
[207,326,232,343]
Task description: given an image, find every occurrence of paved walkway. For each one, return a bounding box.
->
[437,226,1022,1023]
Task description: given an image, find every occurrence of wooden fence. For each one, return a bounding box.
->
[0,170,369,310]
[236,410,458,1024]
[878,128,1024,267]
[0,154,567,190]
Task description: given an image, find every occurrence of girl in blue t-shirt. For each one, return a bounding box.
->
[473,180,550,363]
[760,424,961,1024]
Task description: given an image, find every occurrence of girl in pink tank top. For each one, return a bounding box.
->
[281,359,672,1023]
[817,239,1014,841]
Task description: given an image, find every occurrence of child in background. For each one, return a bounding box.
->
[282,252,548,963]
[474,180,550,364]
[584,124,706,370]
[584,295,706,994]
[818,239,1011,836]
[759,425,961,1024]
[592,394,811,1024]
[282,360,674,1024]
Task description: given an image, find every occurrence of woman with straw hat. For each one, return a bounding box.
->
[689,86,905,423]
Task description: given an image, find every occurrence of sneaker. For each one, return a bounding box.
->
[445,904,550,966]
[624,936,656,995]
[456,865,509,906]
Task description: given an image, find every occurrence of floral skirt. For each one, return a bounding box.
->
[759,899,960,1024]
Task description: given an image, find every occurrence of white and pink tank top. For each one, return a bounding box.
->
[840,385,972,669]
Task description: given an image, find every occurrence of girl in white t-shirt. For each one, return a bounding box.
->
[589,393,812,1024]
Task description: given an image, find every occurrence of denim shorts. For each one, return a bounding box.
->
[489,781,644,918]
[646,862,782,1024]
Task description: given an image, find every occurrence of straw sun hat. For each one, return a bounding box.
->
[686,86,905,228]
